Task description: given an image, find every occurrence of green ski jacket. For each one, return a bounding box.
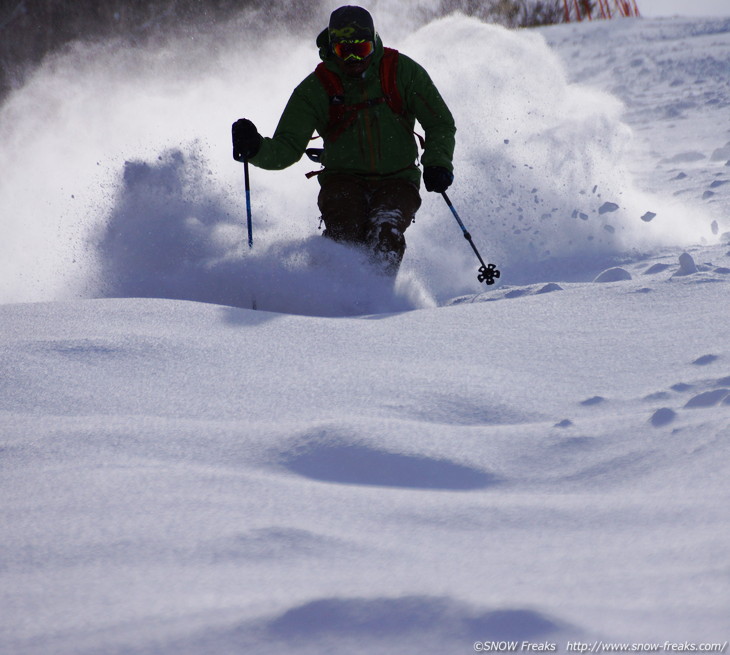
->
[249,32,456,187]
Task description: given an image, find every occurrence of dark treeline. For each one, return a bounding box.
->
[0,0,574,103]
[0,0,313,101]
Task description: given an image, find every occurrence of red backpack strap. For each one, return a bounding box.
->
[380,47,404,116]
[314,63,346,135]
[314,62,362,142]
[380,48,425,149]
[314,62,344,99]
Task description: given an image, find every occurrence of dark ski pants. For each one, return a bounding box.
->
[317,173,421,276]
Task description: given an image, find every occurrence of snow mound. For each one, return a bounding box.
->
[158,596,567,655]
[593,267,632,282]
[281,438,500,490]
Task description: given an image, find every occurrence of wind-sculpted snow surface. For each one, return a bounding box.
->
[1,250,729,654]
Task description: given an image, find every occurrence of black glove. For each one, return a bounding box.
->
[232,118,262,162]
[423,166,454,193]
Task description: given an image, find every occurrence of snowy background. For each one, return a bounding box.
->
[1,1,728,653]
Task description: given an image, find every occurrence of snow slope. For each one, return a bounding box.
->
[1,6,729,655]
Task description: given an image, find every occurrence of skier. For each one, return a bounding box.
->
[232,5,456,277]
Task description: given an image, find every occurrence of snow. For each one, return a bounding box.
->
[1,6,729,655]
[639,0,730,19]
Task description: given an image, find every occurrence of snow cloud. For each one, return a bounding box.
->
[0,8,718,310]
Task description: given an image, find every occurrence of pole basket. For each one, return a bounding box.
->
[478,264,501,285]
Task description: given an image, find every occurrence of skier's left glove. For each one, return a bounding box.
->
[423,166,454,193]
[232,118,262,162]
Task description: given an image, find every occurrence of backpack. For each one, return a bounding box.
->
[304,47,424,176]
[314,47,405,144]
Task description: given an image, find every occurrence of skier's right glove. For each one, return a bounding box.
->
[423,166,454,193]
[232,118,262,162]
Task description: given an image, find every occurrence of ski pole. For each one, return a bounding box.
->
[244,159,253,249]
[243,159,256,309]
[441,191,500,285]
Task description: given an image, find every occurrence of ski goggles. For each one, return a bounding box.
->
[332,39,375,61]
